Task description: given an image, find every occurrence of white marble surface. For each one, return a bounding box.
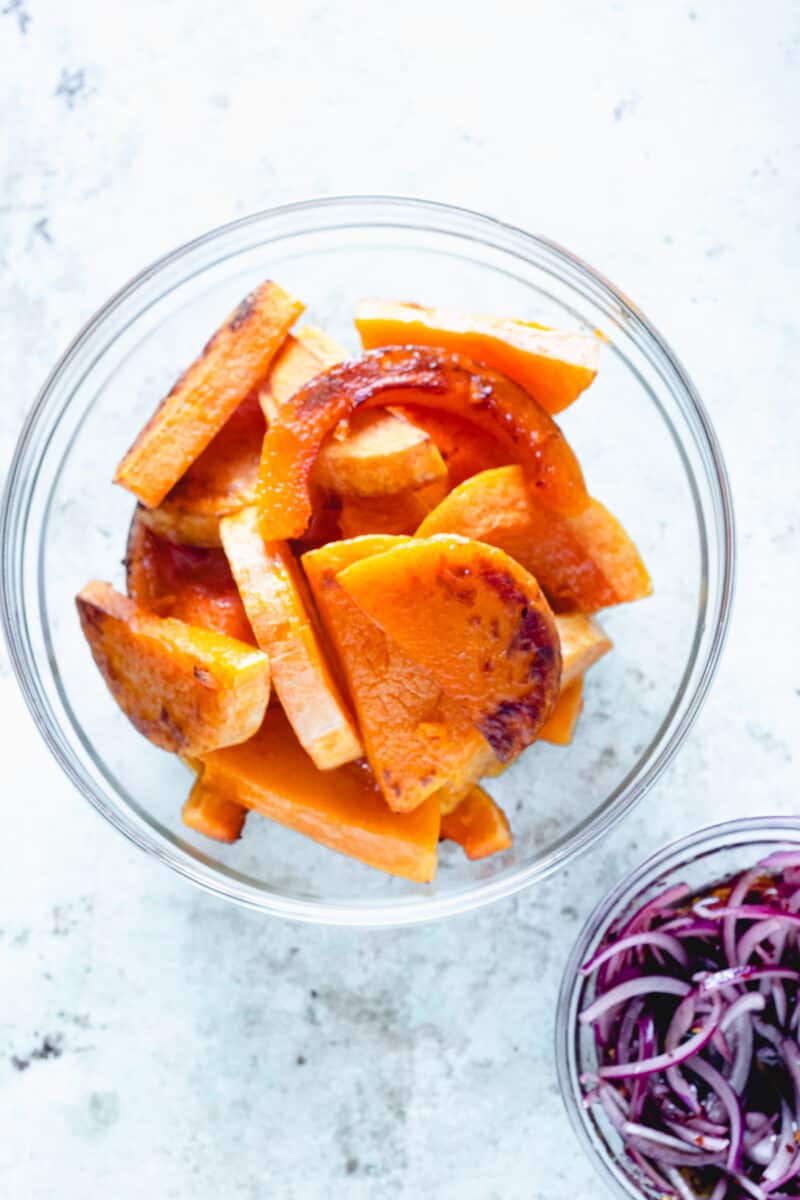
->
[1,3,799,1196]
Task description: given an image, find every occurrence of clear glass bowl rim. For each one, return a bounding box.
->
[555,814,800,1199]
[0,194,736,926]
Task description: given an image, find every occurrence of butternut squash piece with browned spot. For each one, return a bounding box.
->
[417,466,651,613]
[258,325,345,422]
[115,281,303,508]
[261,333,447,499]
[440,787,512,860]
[219,507,362,769]
[303,535,495,812]
[337,536,561,762]
[198,707,441,882]
[257,348,589,540]
[76,581,270,755]
[538,678,584,746]
[356,300,601,415]
[126,508,255,644]
[138,392,265,548]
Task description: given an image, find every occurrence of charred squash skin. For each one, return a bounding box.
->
[355,300,601,415]
[257,347,589,540]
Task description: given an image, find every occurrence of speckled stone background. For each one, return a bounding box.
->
[2,3,799,1197]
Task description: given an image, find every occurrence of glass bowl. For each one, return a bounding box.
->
[0,196,734,925]
[556,816,800,1198]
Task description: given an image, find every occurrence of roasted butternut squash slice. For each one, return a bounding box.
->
[198,707,441,883]
[257,348,589,540]
[356,300,601,415]
[538,678,584,746]
[337,478,448,539]
[182,776,247,843]
[219,507,362,769]
[440,787,512,860]
[395,405,512,487]
[416,465,652,613]
[303,536,495,812]
[115,281,303,508]
[556,614,613,687]
[261,331,446,499]
[76,581,270,755]
[125,509,255,644]
[259,325,345,422]
[337,536,561,762]
[138,391,265,547]
[313,409,447,497]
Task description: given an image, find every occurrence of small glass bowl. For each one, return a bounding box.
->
[556,816,800,1198]
[0,196,734,925]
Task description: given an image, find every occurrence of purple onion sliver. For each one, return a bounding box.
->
[579,975,690,1026]
[664,992,703,1114]
[626,1147,673,1195]
[723,868,763,968]
[707,905,800,929]
[720,992,766,1032]
[762,1102,796,1185]
[599,998,720,1081]
[616,997,646,1068]
[728,1171,769,1200]
[737,918,786,966]
[700,966,799,994]
[666,1165,700,1199]
[687,1055,743,1171]
[664,1119,729,1153]
[580,930,689,977]
[757,851,800,873]
[727,1011,755,1096]
[781,1037,800,1126]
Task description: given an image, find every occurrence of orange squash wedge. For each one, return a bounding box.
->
[76,581,270,755]
[115,281,303,508]
[337,535,561,762]
[219,507,362,769]
[198,707,441,883]
[138,391,265,548]
[313,408,447,497]
[416,465,652,612]
[556,614,613,687]
[440,786,512,860]
[303,535,495,812]
[538,678,584,746]
[356,300,601,415]
[337,478,448,539]
[257,347,589,540]
[125,509,255,644]
[182,776,247,843]
[258,325,345,422]
[261,330,447,499]
[395,405,512,487]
